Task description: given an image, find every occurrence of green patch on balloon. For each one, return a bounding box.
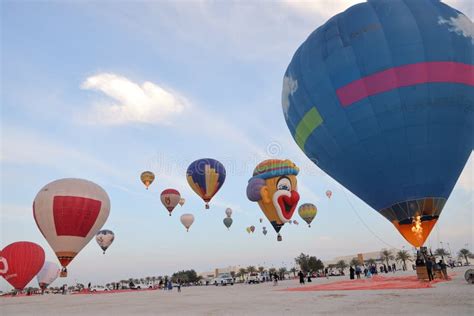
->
[294,107,323,150]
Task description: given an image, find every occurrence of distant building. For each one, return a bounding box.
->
[324,248,402,267]
[198,266,240,281]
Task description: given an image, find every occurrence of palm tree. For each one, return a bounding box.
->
[278,267,287,280]
[365,258,376,267]
[349,257,359,267]
[434,248,449,258]
[230,271,236,279]
[380,249,394,267]
[290,267,297,278]
[335,260,348,273]
[395,250,411,271]
[258,266,265,274]
[238,268,247,281]
[268,267,276,275]
[247,266,256,274]
[458,248,472,265]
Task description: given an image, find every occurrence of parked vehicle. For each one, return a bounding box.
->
[129,281,153,289]
[90,285,108,292]
[247,273,261,284]
[212,273,234,286]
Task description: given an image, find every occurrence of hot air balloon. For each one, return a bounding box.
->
[263,229,268,236]
[179,198,186,206]
[282,0,473,248]
[96,229,115,254]
[293,220,299,225]
[326,190,332,199]
[180,214,195,232]
[37,261,60,291]
[140,171,155,190]
[250,225,255,233]
[246,159,300,241]
[298,203,317,227]
[223,217,233,230]
[160,189,181,216]
[246,227,251,234]
[225,208,232,218]
[33,178,110,276]
[186,158,226,209]
[1,242,45,290]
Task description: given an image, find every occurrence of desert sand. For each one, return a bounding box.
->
[2,267,473,315]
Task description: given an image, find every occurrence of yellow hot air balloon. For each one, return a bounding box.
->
[298,203,317,227]
[140,171,155,190]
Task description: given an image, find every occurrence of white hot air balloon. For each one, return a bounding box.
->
[178,198,186,206]
[96,229,115,254]
[37,261,60,291]
[225,208,232,218]
[33,178,110,277]
[180,214,195,232]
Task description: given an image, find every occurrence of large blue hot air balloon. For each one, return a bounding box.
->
[186,158,226,209]
[283,0,473,247]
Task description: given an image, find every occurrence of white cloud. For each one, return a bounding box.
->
[81,73,188,125]
[282,75,298,119]
[438,13,474,44]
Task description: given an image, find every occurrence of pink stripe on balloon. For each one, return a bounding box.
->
[336,62,474,107]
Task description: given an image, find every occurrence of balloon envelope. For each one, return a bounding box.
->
[37,261,60,290]
[140,171,155,189]
[326,190,332,199]
[1,242,45,290]
[223,217,233,229]
[180,214,195,231]
[33,178,110,270]
[250,225,255,233]
[160,189,181,215]
[283,0,473,247]
[96,229,115,254]
[186,159,226,209]
[225,208,232,218]
[298,203,317,227]
[179,198,186,206]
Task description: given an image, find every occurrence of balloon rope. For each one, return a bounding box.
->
[340,185,399,250]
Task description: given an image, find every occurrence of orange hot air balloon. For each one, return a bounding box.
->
[33,178,110,276]
[140,171,155,190]
[160,189,181,216]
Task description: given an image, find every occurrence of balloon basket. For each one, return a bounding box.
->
[60,270,67,278]
[205,203,210,209]
[277,234,282,242]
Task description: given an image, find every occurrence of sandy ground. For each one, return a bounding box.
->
[1,267,473,316]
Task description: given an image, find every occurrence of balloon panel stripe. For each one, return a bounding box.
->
[336,62,474,107]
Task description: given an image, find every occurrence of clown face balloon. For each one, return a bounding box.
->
[246,159,300,241]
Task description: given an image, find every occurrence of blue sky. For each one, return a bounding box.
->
[1,0,472,290]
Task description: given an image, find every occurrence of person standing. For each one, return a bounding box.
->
[355,266,361,279]
[349,266,355,280]
[439,260,448,280]
[177,279,182,293]
[298,271,305,285]
[88,282,91,291]
[426,257,434,281]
